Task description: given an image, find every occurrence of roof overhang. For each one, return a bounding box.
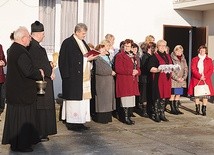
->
[173,0,214,11]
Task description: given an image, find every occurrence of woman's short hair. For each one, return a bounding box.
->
[124,39,134,45]
[197,45,208,54]
[95,44,105,51]
[173,45,183,52]
[132,43,139,53]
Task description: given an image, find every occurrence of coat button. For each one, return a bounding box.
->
[79,62,81,64]
[78,71,80,73]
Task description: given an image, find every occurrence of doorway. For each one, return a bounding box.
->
[163,25,207,96]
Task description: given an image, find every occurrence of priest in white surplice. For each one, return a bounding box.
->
[59,23,97,131]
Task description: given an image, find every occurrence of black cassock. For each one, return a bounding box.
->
[2,42,42,150]
[28,38,57,138]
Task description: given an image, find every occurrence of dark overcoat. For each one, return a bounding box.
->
[58,35,90,100]
[2,42,42,148]
[28,38,55,109]
[147,51,172,100]
[6,42,42,105]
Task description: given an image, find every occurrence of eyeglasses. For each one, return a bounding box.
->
[158,44,166,47]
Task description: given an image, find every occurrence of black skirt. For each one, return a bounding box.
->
[37,108,57,137]
[36,78,57,137]
[94,112,112,124]
[2,103,40,149]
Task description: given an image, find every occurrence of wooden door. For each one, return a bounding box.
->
[163,25,207,96]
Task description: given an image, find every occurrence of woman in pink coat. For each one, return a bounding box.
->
[115,39,141,125]
[188,45,214,116]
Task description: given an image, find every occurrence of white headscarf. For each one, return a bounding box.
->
[197,54,206,74]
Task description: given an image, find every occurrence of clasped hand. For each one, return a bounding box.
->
[132,69,138,76]
[0,60,5,66]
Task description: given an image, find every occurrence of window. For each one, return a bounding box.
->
[39,0,100,53]
[39,0,56,54]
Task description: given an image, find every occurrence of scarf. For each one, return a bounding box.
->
[74,35,92,100]
[100,55,111,66]
[197,54,206,74]
[157,51,170,80]
[177,55,182,62]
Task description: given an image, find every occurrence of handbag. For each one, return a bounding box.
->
[194,80,211,97]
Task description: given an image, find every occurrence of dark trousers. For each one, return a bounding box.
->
[0,83,6,113]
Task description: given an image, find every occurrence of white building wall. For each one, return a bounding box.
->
[203,10,214,35]
[203,10,214,59]
[0,0,208,52]
[102,0,203,47]
[0,0,39,52]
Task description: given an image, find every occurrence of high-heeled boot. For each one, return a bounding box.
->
[169,100,177,115]
[160,100,169,121]
[153,100,161,122]
[164,99,169,111]
[128,108,135,124]
[174,100,183,114]
[201,105,206,116]
[142,103,149,118]
[195,104,200,115]
[124,108,133,125]
[129,107,136,117]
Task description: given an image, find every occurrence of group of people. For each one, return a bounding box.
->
[1,21,57,152]
[58,23,214,130]
[1,22,214,152]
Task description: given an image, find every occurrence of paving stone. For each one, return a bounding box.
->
[1,97,214,155]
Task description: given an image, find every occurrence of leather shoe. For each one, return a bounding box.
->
[41,136,49,142]
[130,113,136,117]
[18,148,33,152]
[67,124,84,132]
[80,124,90,130]
[11,146,33,152]
[70,126,84,132]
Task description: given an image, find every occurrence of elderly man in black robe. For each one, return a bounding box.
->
[2,26,44,152]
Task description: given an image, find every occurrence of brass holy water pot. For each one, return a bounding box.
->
[36,81,47,95]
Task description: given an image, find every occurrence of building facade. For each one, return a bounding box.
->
[0,0,214,97]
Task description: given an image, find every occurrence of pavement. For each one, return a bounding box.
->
[1,97,214,155]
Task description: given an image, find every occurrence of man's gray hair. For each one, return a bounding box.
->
[14,26,28,41]
[74,23,87,33]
